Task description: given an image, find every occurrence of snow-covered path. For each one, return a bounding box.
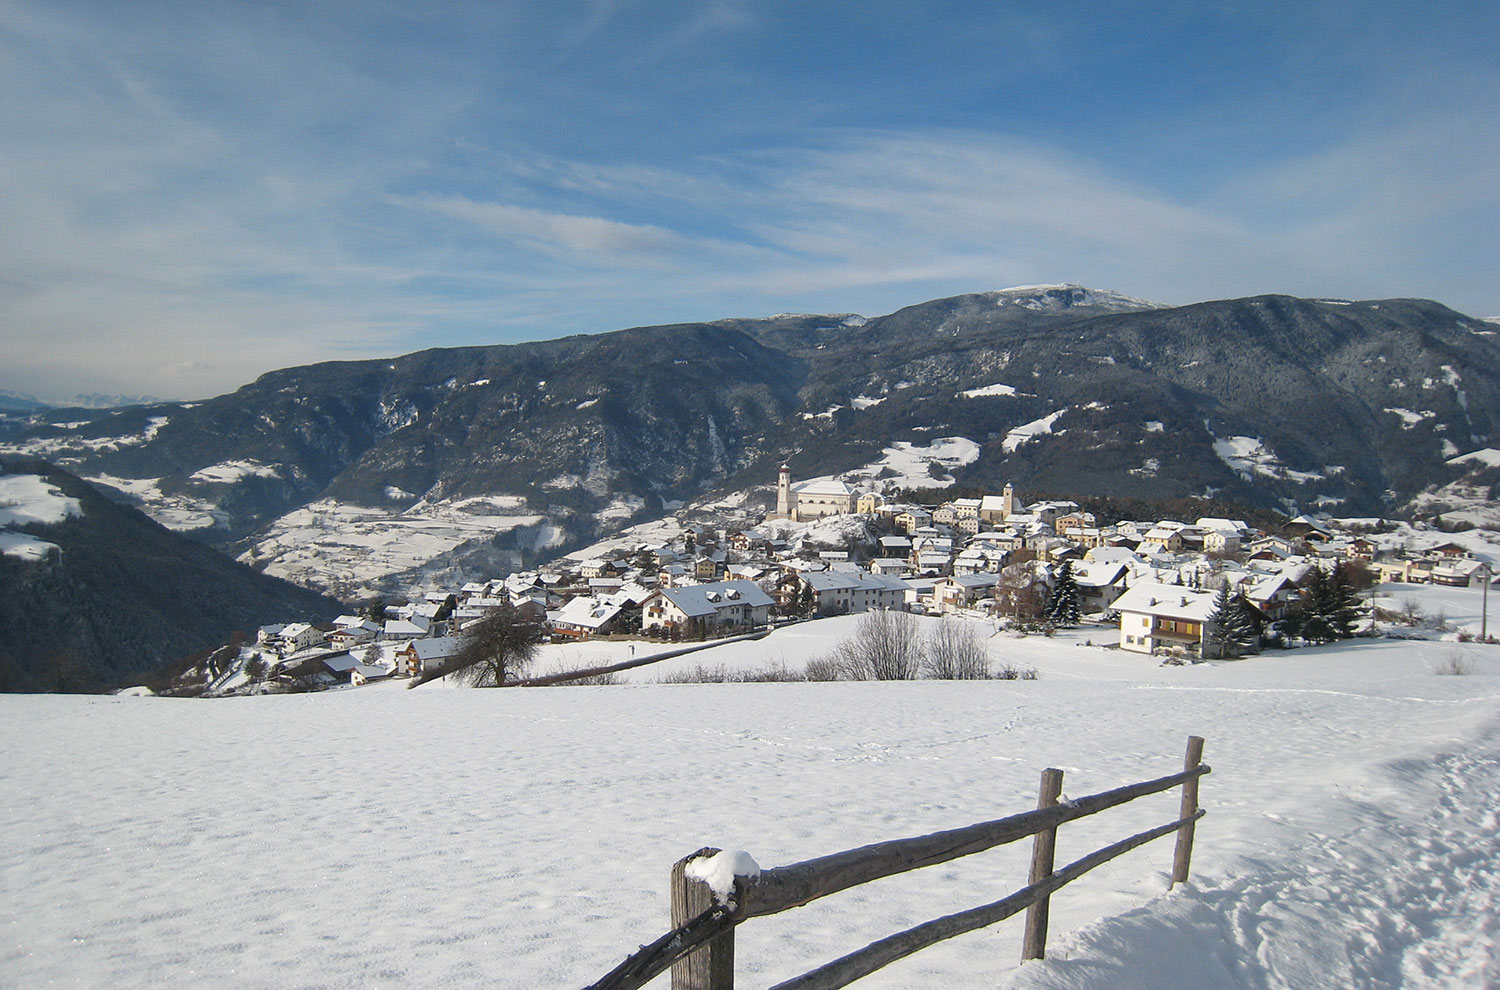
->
[1004,723,1500,989]
[3,625,1499,988]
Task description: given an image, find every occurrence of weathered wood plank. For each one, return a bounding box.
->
[765,809,1206,990]
[672,848,735,990]
[507,631,770,687]
[745,763,1210,919]
[583,902,738,990]
[1021,767,1064,961]
[1171,735,1206,886]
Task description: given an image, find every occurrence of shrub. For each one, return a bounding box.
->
[922,618,990,679]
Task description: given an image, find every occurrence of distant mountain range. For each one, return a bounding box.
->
[0,390,163,412]
[2,284,1496,598]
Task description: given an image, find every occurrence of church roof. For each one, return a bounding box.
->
[793,478,855,496]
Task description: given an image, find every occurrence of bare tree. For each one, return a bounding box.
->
[923,617,990,679]
[832,609,923,680]
[449,604,540,687]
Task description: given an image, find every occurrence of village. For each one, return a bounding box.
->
[238,464,1497,694]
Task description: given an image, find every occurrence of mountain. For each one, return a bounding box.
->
[65,392,165,410]
[0,459,344,692]
[1,285,1495,598]
[0,389,49,413]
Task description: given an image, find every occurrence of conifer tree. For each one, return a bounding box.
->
[1205,583,1260,658]
[1203,584,1236,659]
[1045,560,1081,627]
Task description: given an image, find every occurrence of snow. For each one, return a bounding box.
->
[242,497,553,598]
[1144,421,1164,433]
[1211,435,1325,484]
[850,395,885,410]
[685,849,762,906]
[0,530,60,560]
[0,474,81,527]
[988,284,1162,313]
[0,415,169,461]
[0,473,82,559]
[835,436,982,490]
[85,474,226,531]
[188,459,281,484]
[1385,407,1436,429]
[961,383,1022,399]
[6,617,1500,988]
[575,397,600,410]
[1448,448,1500,469]
[1003,410,1067,453]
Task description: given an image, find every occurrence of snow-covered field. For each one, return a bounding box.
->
[242,496,560,598]
[5,604,1500,989]
[0,472,81,559]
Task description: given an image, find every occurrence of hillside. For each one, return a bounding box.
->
[0,460,344,691]
[1,284,1495,597]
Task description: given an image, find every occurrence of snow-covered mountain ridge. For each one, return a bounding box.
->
[2,288,1496,597]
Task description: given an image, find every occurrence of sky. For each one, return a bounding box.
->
[1,1,1496,403]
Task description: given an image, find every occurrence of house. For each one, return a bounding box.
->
[856,491,885,514]
[1137,527,1184,554]
[327,619,381,651]
[397,637,464,678]
[382,616,432,640]
[693,554,724,581]
[952,545,1007,576]
[870,557,912,577]
[1428,542,1473,560]
[879,535,913,556]
[1110,582,1217,655]
[1432,558,1491,587]
[550,595,624,638]
[1071,561,1129,614]
[642,580,775,636]
[800,570,910,615]
[932,574,1002,613]
[894,508,932,534]
[320,653,394,686]
[1285,515,1332,544]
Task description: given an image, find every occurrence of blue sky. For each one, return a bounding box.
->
[2,1,1496,402]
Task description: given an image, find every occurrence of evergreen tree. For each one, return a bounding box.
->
[1045,561,1081,627]
[1205,583,1259,658]
[1203,584,1236,659]
[1291,566,1362,643]
[1233,591,1265,651]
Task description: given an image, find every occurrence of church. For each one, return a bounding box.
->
[768,464,856,521]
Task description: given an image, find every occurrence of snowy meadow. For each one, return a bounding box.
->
[4,602,1500,989]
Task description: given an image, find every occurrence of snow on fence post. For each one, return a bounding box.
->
[672,848,735,990]
[1021,767,1065,961]
[1171,735,1206,887]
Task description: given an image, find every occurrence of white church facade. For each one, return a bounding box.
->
[769,464,856,521]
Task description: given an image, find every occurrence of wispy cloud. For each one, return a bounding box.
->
[0,2,1495,401]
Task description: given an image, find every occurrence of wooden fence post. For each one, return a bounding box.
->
[1171,736,1205,887]
[1021,767,1065,961]
[672,847,735,990]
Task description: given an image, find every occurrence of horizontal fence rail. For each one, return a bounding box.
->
[585,735,1209,990]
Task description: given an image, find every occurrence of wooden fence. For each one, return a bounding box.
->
[585,735,1209,990]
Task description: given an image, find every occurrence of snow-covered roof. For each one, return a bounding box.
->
[1109,582,1216,622]
[660,580,774,617]
[802,571,910,594]
[793,478,855,496]
[553,596,623,630]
